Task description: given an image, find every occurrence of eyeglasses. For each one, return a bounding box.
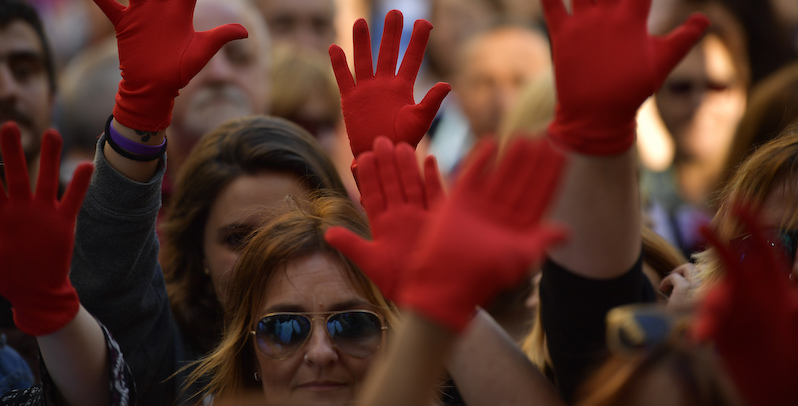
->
[730,229,798,273]
[251,310,387,360]
[606,304,691,355]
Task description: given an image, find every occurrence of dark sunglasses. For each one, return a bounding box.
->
[729,229,798,273]
[251,310,387,360]
[606,304,691,355]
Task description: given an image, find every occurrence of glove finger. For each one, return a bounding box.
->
[352,18,374,80]
[397,19,433,81]
[517,141,566,226]
[540,0,568,30]
[34,130,63,203]
[413,82,451,124]
[181,24,249,86]
[0,122,32,201]
[395,142,425,207]
[520,225,569,266]
[457,138,497,191]
[324,226,379,279]
[698,223,744,287]
[373,137,405,206]
[733,203,789,281]
[571,0,595,14]
[376,10,402,77]
[423,155,445,208]
[329,45,355,94]
[59,163,94,218]
[355,152,387,217]
[92,0,126,24]
[487,137,529,198]
[652,13,710,85]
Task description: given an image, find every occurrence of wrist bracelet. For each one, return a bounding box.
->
[104,115,167,162]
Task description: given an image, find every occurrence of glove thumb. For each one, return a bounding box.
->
[180,24,249,86]
[652,13,709,85]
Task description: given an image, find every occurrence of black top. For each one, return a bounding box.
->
[539,253,654,404]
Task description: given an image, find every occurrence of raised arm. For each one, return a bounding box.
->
[69,0,248,403]
[542,0,708,277]
[0,122,122,406]
[329,10,450,176]
[327,136,567,406]
[535,0,708,401]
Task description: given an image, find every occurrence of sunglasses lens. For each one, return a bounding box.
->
[255,315,312,358]
[327,311,384,358]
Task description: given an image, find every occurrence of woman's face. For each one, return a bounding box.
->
[253,252,383,405]
[203,172,309,303]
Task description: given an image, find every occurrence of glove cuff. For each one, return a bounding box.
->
[12,284,80,336]
[113,82,177,132]
[547,120,636,156]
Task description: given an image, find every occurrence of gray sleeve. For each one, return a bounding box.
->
[70,135,177,403]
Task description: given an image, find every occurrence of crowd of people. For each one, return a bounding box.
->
[1,0,798,405]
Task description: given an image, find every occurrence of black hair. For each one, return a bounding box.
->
[0,0,57,93]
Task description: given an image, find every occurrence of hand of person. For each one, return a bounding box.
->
[325,136,444,300]
[542,0,708,155]
[691,203,798,406]
[659,262,695,308]
[329,10,451,159]
[94,0,249,131]
[400,138,569,332]
[0,123,93,336]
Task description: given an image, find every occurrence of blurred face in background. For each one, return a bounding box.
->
[252,0,336,55]
[0,19,52,163]
[655,33,746,167]
[171,0,271,151]
[454,26,550,137]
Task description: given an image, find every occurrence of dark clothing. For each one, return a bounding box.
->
[539,253,654,404]
[0,324,134,406]
[70,136,199,405]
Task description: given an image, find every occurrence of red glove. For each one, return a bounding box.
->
[401,138,568,332]
[325,136,444,300]
[94,0,248,131]
[542,0,708,155]
[0,123,93,336]
[691,204,798,406]
[329,10,451,159]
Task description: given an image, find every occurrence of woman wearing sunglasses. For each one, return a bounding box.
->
[184,194,396,403]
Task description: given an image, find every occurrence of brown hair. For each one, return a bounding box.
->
[694,126,798,292]
[576,342,742,406]
[161,115,348,354]
[184,193,396,399]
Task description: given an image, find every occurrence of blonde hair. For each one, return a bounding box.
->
[694,126,798,293]
[497,67,556,151]
[183,193,397,400]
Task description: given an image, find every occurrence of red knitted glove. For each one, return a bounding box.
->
[0,123,93,336]
[325,136,444,300]
[329,10,451,159]
[691,204,798,406]
[542,0,708,155]
[94,0,248,131]
[401,138,568,332]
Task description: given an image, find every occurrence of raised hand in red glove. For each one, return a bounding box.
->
[329,10,451,159]
[542,0,708,155]
[325,136,444,300]
[401,138,568,332]
[691,204,798,406]
[0,123,93,336]
[94,0,248,131]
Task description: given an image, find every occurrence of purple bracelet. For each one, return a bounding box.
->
[107,120,166,156]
